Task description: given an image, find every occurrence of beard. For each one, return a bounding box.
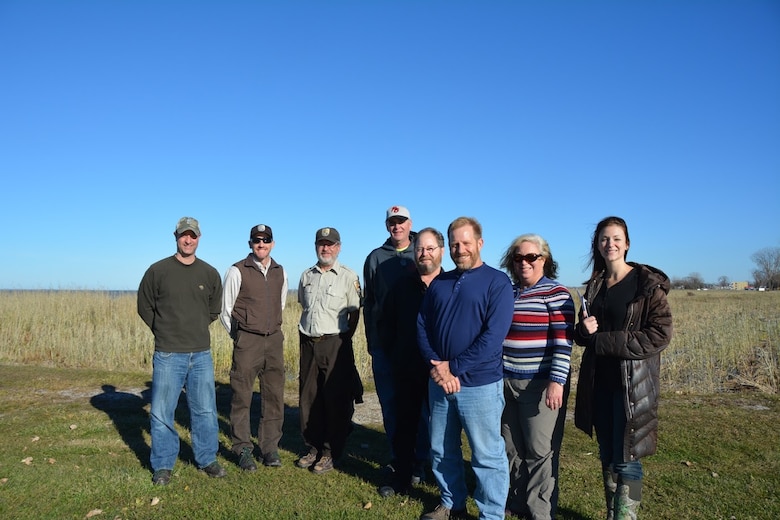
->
[417,260,440,275]
[317,253,336,267]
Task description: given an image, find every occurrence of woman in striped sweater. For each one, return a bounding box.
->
[498,234,575,520]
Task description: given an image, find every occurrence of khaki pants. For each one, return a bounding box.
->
[501,378,566,520]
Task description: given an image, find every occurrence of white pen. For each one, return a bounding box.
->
[576,288,589,317]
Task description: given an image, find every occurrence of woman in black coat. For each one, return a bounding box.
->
[574,216,673,520]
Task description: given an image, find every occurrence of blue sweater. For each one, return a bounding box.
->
[417,264,514,387]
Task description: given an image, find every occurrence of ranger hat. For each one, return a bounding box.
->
[315,227,341,244]
[386,205,411,222]
[249,224,273,239]
[175,216,201,237]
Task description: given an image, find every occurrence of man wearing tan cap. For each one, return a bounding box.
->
[137,216,226,485]
[220,224,288,471]
[295,227,362,475]
[363,206,421,478]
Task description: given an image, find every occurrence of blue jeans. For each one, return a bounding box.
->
[370,345,397,460]
[150,350,220,471]
[429,379,509,520]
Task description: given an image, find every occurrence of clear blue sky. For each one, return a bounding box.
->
[1,0,778,290]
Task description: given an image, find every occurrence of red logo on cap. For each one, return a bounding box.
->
[391,206,400,214]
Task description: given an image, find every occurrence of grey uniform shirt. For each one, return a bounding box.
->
[298,261,361,337]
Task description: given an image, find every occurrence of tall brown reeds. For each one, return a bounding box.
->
[0,289,777,393]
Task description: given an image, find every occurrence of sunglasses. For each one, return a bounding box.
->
[251,236,273,244]
[513,253,544,263]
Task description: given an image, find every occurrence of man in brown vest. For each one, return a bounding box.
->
[220,224,288,471]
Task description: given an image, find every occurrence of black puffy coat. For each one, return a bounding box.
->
[574,263,673,461]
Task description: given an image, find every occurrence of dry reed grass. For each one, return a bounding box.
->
[0,289,777,393]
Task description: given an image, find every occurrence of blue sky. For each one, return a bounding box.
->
[1,0,778,290]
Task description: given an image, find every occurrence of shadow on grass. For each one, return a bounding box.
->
[213,382,440,506]
[90,381,234,472]
[90,383,152,470]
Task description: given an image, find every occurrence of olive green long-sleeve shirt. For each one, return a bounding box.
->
[137,255,222,353]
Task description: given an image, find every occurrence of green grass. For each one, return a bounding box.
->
[1,365,778,520]
[0,290,778,518]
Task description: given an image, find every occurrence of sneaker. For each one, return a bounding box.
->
[295,450,318,469]
[378,482,408,498]
[420,504,467,520]
[262,451,282,468]
[311,455,334,475]
[238,447,257,472]
[378,484,396,498]
[381,462,396,477]
[201,461,227,478]
[411,461,426,485]
[152,469,171,486]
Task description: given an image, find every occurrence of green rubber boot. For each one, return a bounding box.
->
[602,470,617,520]
[614,483,640,520]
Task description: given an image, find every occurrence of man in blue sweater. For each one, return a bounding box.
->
[417,216,514,520]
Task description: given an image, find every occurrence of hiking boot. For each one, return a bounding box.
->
[262,451,282,468]
[152,469,171,486]
[201,461,227,478]
[420,504,467,520]
[295,450,318,469]
[312,455,334,475]
[238,447,257,472]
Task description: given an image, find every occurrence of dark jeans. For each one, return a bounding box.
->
[389,364,429,489]
[593,385,643,481]
[298,333,356,459]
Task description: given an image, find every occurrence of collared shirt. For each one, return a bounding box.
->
[298,260,361,337]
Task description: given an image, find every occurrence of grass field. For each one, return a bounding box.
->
[0,364,777,520]
[0,289,778,519]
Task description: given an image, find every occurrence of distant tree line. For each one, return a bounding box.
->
[671,246,780,290]
[751,247,780,290]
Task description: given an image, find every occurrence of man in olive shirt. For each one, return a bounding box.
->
[295,227,362,475]
[137,216,226,486]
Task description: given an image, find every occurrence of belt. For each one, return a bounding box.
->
[240,329,279,336]
[305,333,340,343]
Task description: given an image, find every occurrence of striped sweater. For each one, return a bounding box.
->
[502,276,574,385]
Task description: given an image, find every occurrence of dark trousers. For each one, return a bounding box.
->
[390,365,429,490]
[229,329,285,456]
[298,333,356,459]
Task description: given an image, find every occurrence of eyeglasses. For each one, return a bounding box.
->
[251,236,273,244]
[415,246,440,255]
[513,253,544,263]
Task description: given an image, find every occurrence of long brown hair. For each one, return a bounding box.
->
[587,216,631,276]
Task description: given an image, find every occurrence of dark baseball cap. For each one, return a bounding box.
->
[315,227,341,244]
[249,224,273,239]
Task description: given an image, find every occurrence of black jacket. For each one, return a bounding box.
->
[574,262,673,461]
